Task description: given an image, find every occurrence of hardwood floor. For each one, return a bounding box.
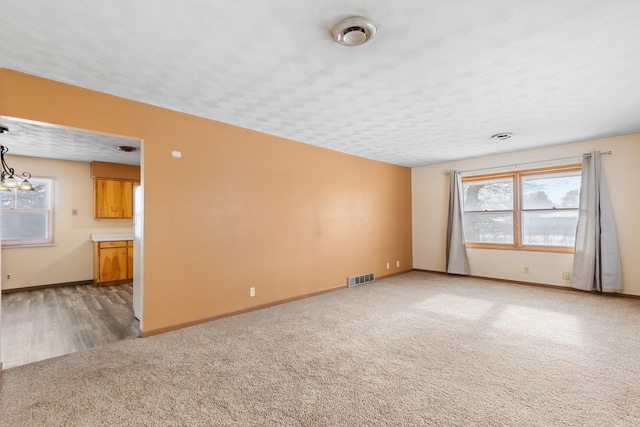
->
[1,283,139,369]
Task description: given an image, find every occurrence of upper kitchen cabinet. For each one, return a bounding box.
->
[95,179,139,218]
[91,161,141,219]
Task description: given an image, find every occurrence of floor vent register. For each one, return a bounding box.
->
[347,272,375,288]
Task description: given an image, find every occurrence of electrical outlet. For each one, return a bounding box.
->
[396,261,400,268]
[386,263,390,270]
[5,274,11,280]
[249,287,255,297]
[523,267,529,274]
[562,271,571,280]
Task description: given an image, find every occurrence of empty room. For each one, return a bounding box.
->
[1,1,640,426]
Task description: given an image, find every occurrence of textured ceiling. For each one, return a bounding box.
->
[1,0,640,167]
[0,116,141,165]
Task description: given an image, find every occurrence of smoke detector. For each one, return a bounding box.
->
[331,17,377,47]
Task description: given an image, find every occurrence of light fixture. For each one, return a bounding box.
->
[0,126,35,191]
[491,132,514,141]
[331,17,377,47]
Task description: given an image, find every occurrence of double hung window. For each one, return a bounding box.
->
[1,177,55,247]
[462,165,581,252]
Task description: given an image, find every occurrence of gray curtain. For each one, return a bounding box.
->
[446,171,470,275]
[570,151,622,292]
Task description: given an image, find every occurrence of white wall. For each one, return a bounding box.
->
[412,132,640,296]
[1,155,133,290]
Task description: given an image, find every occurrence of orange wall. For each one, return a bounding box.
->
[0,69,413,334]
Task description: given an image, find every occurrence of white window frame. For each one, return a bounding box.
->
[1,177,55,248]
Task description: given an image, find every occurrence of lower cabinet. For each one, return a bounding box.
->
[94,240,133,286]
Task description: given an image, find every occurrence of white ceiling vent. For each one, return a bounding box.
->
[491,133,514,141]
[331,17,377,47]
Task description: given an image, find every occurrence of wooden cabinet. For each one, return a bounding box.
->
[94,240,134,286]
[94,179,139,219]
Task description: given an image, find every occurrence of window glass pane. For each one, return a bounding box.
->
[522,210,578,247]
[16,180,50,209]
[464,212,514,244]
[1,190,13,208]
[522,171,581,210]
[463,177,513,211]
[1,177,54,247]
[1,210,49,242]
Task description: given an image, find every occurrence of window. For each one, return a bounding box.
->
[462,165,581,252]
[1,177,55,247]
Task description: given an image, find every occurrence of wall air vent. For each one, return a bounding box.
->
[347,272,375,287]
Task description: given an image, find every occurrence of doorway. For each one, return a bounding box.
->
[0,116,143,369]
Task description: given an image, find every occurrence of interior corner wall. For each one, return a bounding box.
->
[412,132,640,296]
[1,155,133,291]
[0,69,413,334]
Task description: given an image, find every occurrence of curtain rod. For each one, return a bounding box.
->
[443,150,612,176]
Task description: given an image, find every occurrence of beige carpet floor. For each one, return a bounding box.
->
[1,271,639,426]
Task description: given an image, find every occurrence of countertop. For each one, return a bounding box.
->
[90,233,134,242]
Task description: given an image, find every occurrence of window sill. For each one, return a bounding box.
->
[1,243,56,249]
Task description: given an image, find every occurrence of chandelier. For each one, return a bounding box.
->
[0,126,35,191]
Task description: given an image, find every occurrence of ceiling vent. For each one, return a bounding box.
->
[491,133,514,141]
[331,17,377,47]
[117,145,138,152]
